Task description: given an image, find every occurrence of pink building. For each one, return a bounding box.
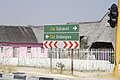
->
[0,26,48,59]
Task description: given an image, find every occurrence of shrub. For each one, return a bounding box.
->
[56,62,65,74]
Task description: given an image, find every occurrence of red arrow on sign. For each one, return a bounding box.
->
[63,41,68,48]
[54,41,58,48]
[44,41,48,48]
[69,41,73,48]
[74,41,79,48]
[49,41,52,48]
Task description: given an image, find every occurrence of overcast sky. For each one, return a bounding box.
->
[0,0,117,26]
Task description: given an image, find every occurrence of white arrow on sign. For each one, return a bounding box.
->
[45,35,49,39]
[73,26,77,30]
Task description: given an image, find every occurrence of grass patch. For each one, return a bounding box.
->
[0,65,16,73]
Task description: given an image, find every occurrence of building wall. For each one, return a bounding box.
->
[0,46,48,58]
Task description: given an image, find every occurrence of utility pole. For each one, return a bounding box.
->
[113,0,120,76]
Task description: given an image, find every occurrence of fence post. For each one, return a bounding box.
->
[71,49,74,75]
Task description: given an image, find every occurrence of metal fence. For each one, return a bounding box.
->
[50,48,114,60]
[48,48,114,72]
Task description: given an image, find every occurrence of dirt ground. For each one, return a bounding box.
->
[14,66,120,80]
[0,65,120,80]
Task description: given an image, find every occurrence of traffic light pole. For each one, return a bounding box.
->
[113,0,120,76]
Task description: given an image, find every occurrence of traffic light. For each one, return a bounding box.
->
[108,4,118,28]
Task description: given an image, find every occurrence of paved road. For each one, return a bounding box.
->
[72,78,116,80]
[0,77,117,80]
[0,72,118,80]
[0,74,64,80]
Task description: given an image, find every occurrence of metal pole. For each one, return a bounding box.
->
[50,48,52,73]
[71,49,73,75]
[113,0,120,76]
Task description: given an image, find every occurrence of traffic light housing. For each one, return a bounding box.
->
[108,4,118,28]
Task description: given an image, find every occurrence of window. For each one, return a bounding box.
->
[41,48,44,53]
[1,47,3,53]
[13,47,19,57]
[27,47,31,53]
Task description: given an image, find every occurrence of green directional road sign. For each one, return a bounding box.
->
[44,24,80,49]
[44,24,79,32]
[44,33,79,40]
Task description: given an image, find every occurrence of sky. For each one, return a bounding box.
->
[0,0,118,26]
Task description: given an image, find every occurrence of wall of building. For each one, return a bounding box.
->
[0,46,48,58]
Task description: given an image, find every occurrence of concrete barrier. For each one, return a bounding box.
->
[1,58,115,71]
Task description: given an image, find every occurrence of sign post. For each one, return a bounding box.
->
[71,49,74,75]
[44,24,80,74]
